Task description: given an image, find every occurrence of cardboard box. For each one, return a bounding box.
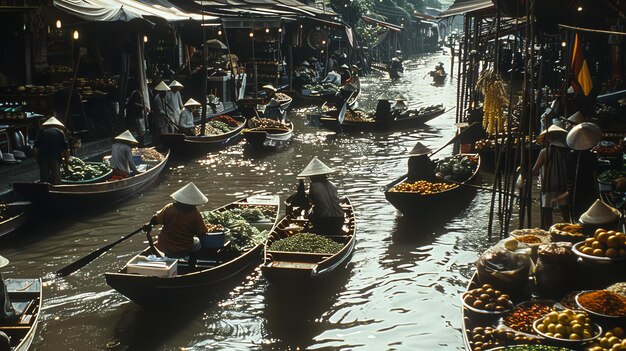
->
[126,256,177,277]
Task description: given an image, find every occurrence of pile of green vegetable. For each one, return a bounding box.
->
[598,169,626,183]
[194,119,239,136]
[302,83,339,95]
[436,155,478,182]
[269,232,343,254]
[61,156,111,182]
[201,207,269,250]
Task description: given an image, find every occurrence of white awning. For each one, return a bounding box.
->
[54,0,218,22]
[439,0,494,17]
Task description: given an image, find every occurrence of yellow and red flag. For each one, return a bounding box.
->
[571,33,593,96]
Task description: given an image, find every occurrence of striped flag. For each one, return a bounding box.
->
[571,33,593,96]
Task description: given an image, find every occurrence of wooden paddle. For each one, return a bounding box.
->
[56,227,144,276]
[1,201,32,208]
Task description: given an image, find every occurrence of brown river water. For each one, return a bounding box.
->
[2,53,503,350]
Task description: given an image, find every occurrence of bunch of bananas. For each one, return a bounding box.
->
[476,69,509,136]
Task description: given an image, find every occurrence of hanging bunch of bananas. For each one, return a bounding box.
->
[476,69,509,135]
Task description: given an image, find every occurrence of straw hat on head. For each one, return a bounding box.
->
[298,157,335,177]
[0,254,8,268]
[262,84,277,92]
[536,124,567,144]
[567,111,585,124]
[394,100,408,109]
[170,182,208,206]
[169,80,183,89]
[579,199,620,224]
[408,142,432,156]
[377,93,390,101]
[42,117,65,128]
[566,122,602,150]
[619,98,626,106]
[340,64,349,69]
[154,81,171,91]
[394,94,407,101]
[114,130,138,144]
[391,57,399,62]
[184,98,201,107]
[301,61,310,67]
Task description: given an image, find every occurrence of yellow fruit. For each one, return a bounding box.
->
[504,239,519,251]
[570,333,581,340]
[592,241,604,249]
[556,324,566,335]
[548,323,557,333]
[613,327,624,338]
[606,248,619,258]
[582,247,595,255]
[593,248,605,257]
[608,336,620,345]
[595,228,606,237]
[572,324,583,334]
[607,235,622,248]
[620,248,626,257]
[598,232,611,243]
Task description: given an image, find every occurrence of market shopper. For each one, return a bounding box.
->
[34,117,70,185]
[143,182,208,259]
[151,81,171,145]
[166,80,185,128]
[109,130,139,179]
[532,125,571,228]
[298,157,344,235]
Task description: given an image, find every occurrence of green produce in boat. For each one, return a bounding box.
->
[269,232,343,254]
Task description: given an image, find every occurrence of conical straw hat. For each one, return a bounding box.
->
[567,111,585,124]
[42,117,65,128]
[408,142,432,156]
[394,94,407,101]
[302,61,310,66]
[0,254,7,268]
[114,130,138,144]
[298,157,335,177]
[377,93,390,101]
[579,199,620,224]
[154,81,171,91]
[394,100,408,109]
[184,98,200,107]
[262,84,277,92]
[340,64,349,69]
[169,80,183,88]
[567,122,602,151]
[170,182,208,206]
[536,124,567,143]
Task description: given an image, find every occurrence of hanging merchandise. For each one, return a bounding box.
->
[476,68,509,136]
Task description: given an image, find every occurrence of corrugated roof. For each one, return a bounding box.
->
[438,0,494,17]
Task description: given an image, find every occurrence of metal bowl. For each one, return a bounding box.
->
[575,290,626,320]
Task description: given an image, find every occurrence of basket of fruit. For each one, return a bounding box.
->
[549,223,587,243]
[571,228,626,262]
[462,283,514,316]
[532,309,602,346]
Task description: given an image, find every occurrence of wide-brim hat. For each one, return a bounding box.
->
[408,142,432,156]
[350,65,359,70]
[377,93,390,101]
[1,153,19,164]
[579,199,620,224]
[567,111,585,124]
[394,94,407,101]
[170,182,208,206]
[391,57,399,62]
[395,50,402,54]
[566,122,602,150]
[42,117,65,128]
[394,101,408,109]
[155,81,171,91]
[262,84,277,92]
[340,64,349,69]
[0,255,8,268]
[298,157,335,177]
[301,61,310,66]
[169,80,183,88]
[536,124,567,143]
[184,98,201,107]
[114,130,138,144]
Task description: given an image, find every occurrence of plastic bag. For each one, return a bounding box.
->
[476,238,534,296]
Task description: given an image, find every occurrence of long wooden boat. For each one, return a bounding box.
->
[12,150,169,211]
[389,68,403,79]
[241,121,294,149]
[105,194,280,306]
[319,104,446,132]
[1,278,42,351]
[432,72,447,85]
[383,154,481,216]
[160,111,246,155]
[0,211,28,240]
[261,197,356,285]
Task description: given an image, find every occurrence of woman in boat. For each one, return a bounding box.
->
[110,130,139,179]
[531,125,570,228]
[406,142,436,182]
[375,94,392,122]
[179,98,200,135]
[321,69,342,86]
[143,182,208,258]
[285,179,311,217]
[34,117,70,185]
[298,157,344,235]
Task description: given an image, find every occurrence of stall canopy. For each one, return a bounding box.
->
[189,0,336,19]
[53,0,218,22]
[438,0,495,17]
[362,16,403,32]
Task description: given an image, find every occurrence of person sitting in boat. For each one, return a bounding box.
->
[343,65,360,92]
[375,94,393,122]
[179,98,200,136]
[393,94,408,111]
[299,157,345,235]
[338,64,351,85]
[143,182,208,259]
[285,179,311,217]
[264,98,284,121]
[389,57,404,74]
[321,68,342,87]
[110,130,139,179]
[394,50,403,62]
[34,117,70,185]
[406,142,436,182]
[435,62,445,75]
[294,61,314,89]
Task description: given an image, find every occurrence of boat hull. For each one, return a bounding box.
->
[320,106,446,132]
[2,278,42,351]
[160,116,246,156]
[242,123,294,149]
[0,211,28,239]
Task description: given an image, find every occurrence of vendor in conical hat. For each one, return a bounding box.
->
[393,94,408,110]
[179,98,200,135]
[34,117,70,185]
[406,142,435,182]
[110,130,139,179]
[375,93,392,122]
[143,182,209,259]
[152,81,172,145]
[298,157,344,235]
[166,80,185,129]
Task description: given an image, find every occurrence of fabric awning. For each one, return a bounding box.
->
[53,0,218,22]
[438,0,494,17]
[362,16,402,32]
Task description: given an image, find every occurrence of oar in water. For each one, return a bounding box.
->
[1,201,32,208]
[56,227,145,276]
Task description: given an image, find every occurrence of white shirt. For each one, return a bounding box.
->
[321,72,341,86]
[165,91,184,124]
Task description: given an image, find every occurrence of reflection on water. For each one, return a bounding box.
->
[1,52,498,350]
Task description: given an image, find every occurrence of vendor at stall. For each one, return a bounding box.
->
[152,81,171,145]
[321,69,342,86]
[34,117,70,185]
[166,80,185,129]
[110,130,139,179]
[179,98,200,135]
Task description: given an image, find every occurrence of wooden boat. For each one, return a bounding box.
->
[261,197,356,285]
[0,210,28,240]
[431,72,447,85]
[389,68,403,79]
[319,104,446,132]
[241,121,294,149]
[12,150,169,211]
[105,194,280,306]
[1,278,42,351]
[383,154,481,216]
[293,90,337,106]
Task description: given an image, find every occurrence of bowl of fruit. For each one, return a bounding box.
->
[532,309,602,346]
[462,283,514,316]
[571,228,626,262]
